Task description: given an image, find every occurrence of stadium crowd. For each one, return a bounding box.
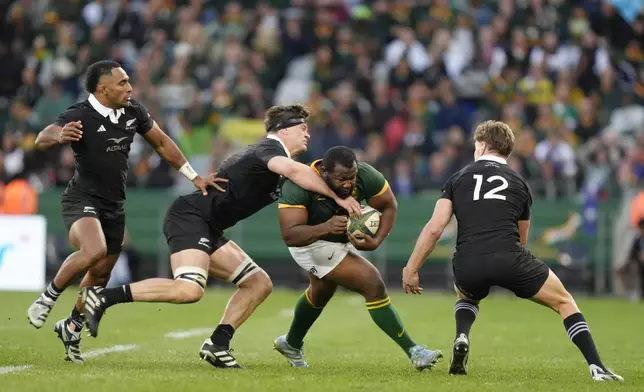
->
[1,0,644,203]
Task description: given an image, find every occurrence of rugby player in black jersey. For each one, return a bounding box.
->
[402,120,622,381]
[81,104,361,369]
[26,60,223,364]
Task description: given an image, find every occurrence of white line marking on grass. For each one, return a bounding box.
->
[84,344,137,358]
[0,365,33,375]
[346,296,363,306]
[164,328,213,339]
[279,308,294,317]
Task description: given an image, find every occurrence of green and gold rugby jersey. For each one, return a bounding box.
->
[278,160,389,243]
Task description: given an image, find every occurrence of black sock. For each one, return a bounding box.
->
[454,299,479,339]
[70,306,84,326]
[102,285,133,308]
[43,281,64,301]
[211,324,235,349]
[563,312,604,368]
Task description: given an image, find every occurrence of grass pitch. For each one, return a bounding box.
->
[0,289,642,392]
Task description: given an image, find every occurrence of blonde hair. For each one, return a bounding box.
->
[473,120,515,157]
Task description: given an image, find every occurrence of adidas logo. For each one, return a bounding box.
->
[97,125,106,132]
[84,289,105,315]
[200,339,241,368]
[212,349,239,367]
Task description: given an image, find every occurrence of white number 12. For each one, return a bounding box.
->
[473,174,508,201]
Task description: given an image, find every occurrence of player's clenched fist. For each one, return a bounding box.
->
[326,215,348,235]
[59,121,83,143]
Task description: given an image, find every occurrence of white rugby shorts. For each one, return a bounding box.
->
[288,240,358,278]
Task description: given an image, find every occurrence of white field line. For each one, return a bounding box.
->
[84,344,137,358]
[164,328,213,339]
[5,326,221,374]
[0,365,33,375]
[4,325,218,375]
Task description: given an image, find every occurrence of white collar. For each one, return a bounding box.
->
[266,134,291,159]
[477,154,507,164]
[88,94,125,118]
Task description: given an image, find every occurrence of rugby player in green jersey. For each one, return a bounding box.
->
[273,146,443,370]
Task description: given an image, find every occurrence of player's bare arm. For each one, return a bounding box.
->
[34,122,83,150]
[518,220,530,246]
[403,198,453,294]
[349,186,397,251]
[267,156,361,216]
[142,122,228,194]
[279,206,348,247]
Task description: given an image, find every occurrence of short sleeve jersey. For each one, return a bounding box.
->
[182,137,289,230]
[278,160,388,243]
[441,156,532,257]
[54,97,153,206]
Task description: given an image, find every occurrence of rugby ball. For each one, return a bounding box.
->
[347,206,381,237]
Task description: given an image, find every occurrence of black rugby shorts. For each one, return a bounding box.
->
[163,196,229,255]
[452,249,550,301]
[61,193,125,255]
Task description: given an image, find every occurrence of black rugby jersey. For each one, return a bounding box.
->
[182,136,289,230]
[441,155,532,257]
[54,95,153,206]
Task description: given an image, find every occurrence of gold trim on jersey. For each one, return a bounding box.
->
[310,159,322,175]
[278,203,306,209]
[373,180,389,197]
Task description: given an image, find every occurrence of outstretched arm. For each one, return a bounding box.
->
[403,198,453,294]
[143,122,191,172]
[267,156,361,216]
[143,122,227,194]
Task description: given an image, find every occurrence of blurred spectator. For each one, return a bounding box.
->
[535,126,578,198]
[617,218,644,302]
[31,80,74,130]
[0,177,38,214]
[0,0,643,202]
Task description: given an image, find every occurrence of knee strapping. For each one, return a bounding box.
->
[454,283,477,302]
[174,266,208,290]
[227,257,262,286]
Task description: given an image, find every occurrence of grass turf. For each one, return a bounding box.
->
[0,289,642,392]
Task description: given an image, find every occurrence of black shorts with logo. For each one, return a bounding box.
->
[163,196,229,255]
[452,249,550,301]
[61,192,125,255]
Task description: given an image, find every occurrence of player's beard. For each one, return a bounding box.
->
[324,176,353,199]
[332,184,353,199]
[109,97,129,109]
[115,94,131,108]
